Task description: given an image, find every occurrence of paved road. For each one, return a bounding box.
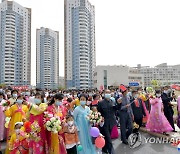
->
[1,132,179,154]
[113,132,179,154]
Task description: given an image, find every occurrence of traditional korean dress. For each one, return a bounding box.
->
[5,104,28,154]
[146,97,173,133]
[9,128,29,154]
[5,104,28,138]
[28,103,48,154]
[73,105,96,154]
[46,104,67,154]
[0,99,6,141]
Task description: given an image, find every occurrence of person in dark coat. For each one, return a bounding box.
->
[97,90,121,154]
[161,86,176,132]
[131,90,146,132]
[118,88,133,145]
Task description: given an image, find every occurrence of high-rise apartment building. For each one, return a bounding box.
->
[36,27,59,89]
[0,0,31,86]
[64,0,96,89]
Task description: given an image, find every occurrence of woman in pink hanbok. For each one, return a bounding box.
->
[146,90,173,133]
[46,93,67,154]
[0,93,6,141]
[28,93,48,154]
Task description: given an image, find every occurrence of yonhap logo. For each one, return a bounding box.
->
[144,137,180,144]
[128,132,142,149]
[128,132,180,149]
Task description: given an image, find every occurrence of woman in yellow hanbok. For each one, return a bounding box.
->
[5,95,28,154]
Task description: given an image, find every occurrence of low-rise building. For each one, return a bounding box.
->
[94,65,144,90]
[136,63,180,87]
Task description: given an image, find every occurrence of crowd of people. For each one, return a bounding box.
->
[0,85,179,154]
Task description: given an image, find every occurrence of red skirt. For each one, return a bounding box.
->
[111,125,119,139]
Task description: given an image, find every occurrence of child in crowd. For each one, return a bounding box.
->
[63,115,80,154]
[9,122,29,154]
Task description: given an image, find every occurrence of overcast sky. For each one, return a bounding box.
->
[12,0,180,85]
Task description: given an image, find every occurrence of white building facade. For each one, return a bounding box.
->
[137,63,180,87]
[94,65,144,90]
[36,27,59,89]
[64,0,96,89]
[0,0,31,86]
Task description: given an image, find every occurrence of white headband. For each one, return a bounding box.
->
[15,122,23,126]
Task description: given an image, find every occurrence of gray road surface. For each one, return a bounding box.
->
[113,132,179,154]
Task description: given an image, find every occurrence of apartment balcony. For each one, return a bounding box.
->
[80,70,89,74]
[80,80,89,84]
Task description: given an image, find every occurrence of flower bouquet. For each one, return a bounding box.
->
[89,110,103,127]
[24,121,31,133]
[2,100,10,107]
[5,117,11,128]
[44,111,53,122]
[45,117,62,134]
[29,121,41,142]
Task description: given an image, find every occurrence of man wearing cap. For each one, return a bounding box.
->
[118,87,133,145]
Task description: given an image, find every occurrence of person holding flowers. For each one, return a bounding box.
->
[46,93,67,154]
[89,106,104,127]
[28,93,48,154]
[8,122,29,154]
[5,95,28,154]
[73,94,96,154]
[88,106,104,148]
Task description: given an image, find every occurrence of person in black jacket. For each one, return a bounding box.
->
[161,86,176,132]
[131,90,146,132]
[97,90,121,154]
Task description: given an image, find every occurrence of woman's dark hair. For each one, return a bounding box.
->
[67,97,73,103]
[155,90,161,94]
[93,94,98,100]
[132,90,138,94]
[17,95,23,99]
[35,93,44,103]
[49,93,64,106]
[11,90,18,95]
[78,93,88,101]
[47,96,51,101]
[66,115,74,120]
[14,95,24,104]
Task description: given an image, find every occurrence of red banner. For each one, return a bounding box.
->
[12,86,29,90]
[171,84,180,91]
